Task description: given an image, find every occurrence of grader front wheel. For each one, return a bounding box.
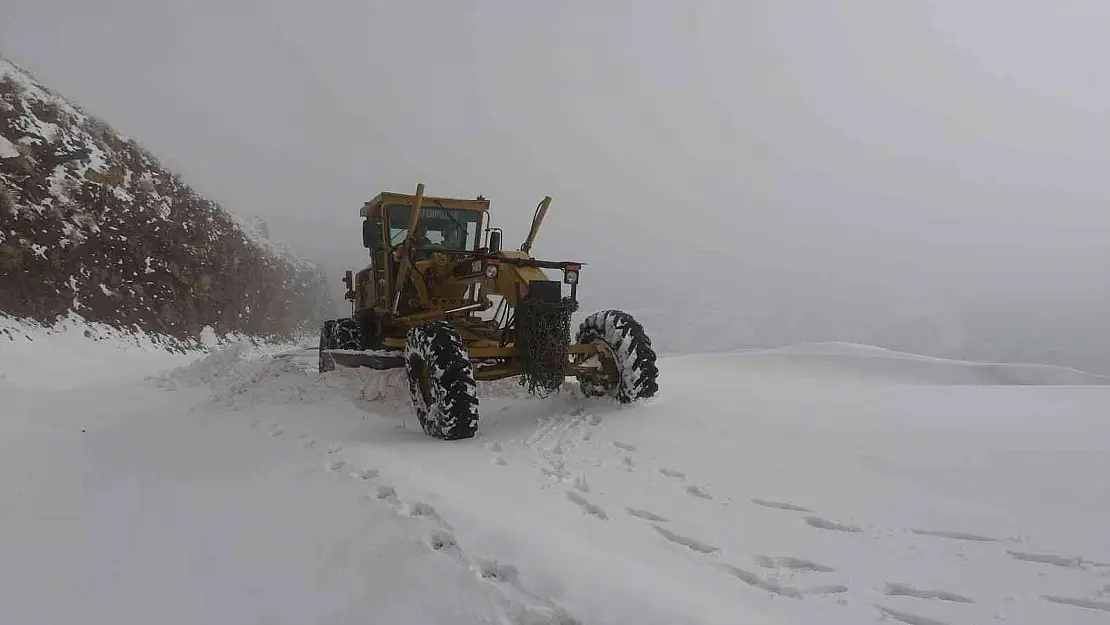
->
[574,310,659,403]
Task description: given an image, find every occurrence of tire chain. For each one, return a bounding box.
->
[516,296,579,396]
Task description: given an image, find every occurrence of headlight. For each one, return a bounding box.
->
[564,269,579,284]
[485,264,499,278]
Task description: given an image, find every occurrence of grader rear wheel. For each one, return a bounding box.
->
[404,321,480,440]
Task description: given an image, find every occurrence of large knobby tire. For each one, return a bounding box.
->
[404,321,480,440]
[331,318,362,350]
[575,310,659,403]
[318,319,338,372]
[319,318,362,372]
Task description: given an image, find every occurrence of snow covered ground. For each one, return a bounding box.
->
[3,317,1110,625]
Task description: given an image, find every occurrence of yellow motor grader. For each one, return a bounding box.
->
[319,183,658,440]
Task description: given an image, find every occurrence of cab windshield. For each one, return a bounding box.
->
[387,203,482,251]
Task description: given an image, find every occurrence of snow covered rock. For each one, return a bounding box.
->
[0,56,333,340]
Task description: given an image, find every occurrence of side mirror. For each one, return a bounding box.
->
[362,218,383,250]
[343,270,354,300]
[488,229,502,254]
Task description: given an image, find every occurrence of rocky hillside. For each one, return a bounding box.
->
[0,57,333,340]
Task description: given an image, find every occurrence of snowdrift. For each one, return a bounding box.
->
[701,341,1110,386]
[4,329,1110,625]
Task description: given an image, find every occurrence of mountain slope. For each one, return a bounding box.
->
[0,56,331,339]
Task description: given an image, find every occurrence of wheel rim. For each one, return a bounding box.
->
[574,338,619,393]
[415,358,434,407]
[593,339,620,388]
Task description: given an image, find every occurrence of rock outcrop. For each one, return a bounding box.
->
[0,56,332,340]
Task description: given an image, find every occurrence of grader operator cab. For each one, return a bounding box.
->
[319,183,658,440]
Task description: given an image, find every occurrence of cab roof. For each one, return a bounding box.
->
[360,191,490,218]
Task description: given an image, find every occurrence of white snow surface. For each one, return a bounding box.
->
[3,320,1110,625]
[0,133,19,158]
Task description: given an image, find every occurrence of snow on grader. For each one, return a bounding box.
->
[318,183,659,440]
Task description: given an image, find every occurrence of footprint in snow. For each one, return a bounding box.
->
[350,468,378,480]
[659,468,686,479]
[810,584,849,595]
[613,441,637,452]
[875,606,948,625]
[503,604,583,625]
[580,429,593,442]
[910,528,996,542]
[585,413,602,426]
[756,555,834,573]
[327,458,346,472]
[751,498,813,513]
[486,441,503,453]
[1042,596,1110,613]
[269,427,284,437]
[405,502,438,519]
[621,455,636,471]
[427,529,458,552]
[573,474,589,492]
[475,558,519,583]
[376,485,399,503]
[1007,550,1082,568]
[540,458,569,482]
[493,456,507,466]
[685,485,712,500]
[326,445,342,455]
[654,526,719,554]
[565,491,607,520]
[804,516,861,533]
[725,565,803,598]
[301,439,317,450]
[884,582,974,603]
[626,508,668,522]
[249,419,261,428]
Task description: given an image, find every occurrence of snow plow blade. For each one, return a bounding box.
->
[323,349,405,370]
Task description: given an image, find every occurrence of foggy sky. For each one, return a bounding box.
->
[4,1,1110,371]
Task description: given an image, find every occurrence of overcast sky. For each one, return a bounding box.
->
[4,1,1110,370]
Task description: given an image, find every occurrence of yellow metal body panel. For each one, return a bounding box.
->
[362,192,489,218]
[347,184,585,383]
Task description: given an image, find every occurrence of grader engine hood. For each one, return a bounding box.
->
[487,251,583,306]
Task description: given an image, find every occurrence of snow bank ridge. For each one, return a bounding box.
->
[710,341,1110,386]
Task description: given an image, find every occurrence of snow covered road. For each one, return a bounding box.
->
[3,322,1110,625]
